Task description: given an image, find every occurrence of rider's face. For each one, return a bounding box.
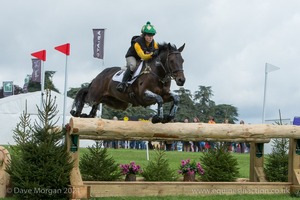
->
[144,34,154,43]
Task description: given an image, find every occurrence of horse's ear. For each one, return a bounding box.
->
[178,43,185,52]
[167,43,172,50]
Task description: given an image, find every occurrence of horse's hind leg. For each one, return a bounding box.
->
[88,104,99,118]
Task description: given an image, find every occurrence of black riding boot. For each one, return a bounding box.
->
[116,68,133,92]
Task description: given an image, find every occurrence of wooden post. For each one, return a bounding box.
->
[0,146,10,198]
[290,138,300,195]
[249,142,266,182]
[66,130,90,199]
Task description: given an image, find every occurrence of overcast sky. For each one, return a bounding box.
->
[1,0,300,124]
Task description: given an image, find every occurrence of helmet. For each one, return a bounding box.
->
[141,21,156,35]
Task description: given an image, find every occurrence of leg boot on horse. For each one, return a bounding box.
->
[116,68,133,92]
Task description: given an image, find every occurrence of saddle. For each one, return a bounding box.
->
[112,61,146,84]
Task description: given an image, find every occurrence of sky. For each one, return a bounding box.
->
[1,0,300,124]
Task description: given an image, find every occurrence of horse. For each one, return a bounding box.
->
[70,42,185,123]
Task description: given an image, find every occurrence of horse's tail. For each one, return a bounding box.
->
[70,87,89,117]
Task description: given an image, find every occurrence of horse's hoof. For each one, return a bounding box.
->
[151,115,162,124]
[162,115,173,124]
[70,110,77,117]
[80,113,89,118]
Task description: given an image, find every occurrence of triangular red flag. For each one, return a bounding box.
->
[54,43,70,55]
[31,50,46,61]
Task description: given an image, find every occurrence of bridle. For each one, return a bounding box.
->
[159,50,184,81]
[138,49,184,84]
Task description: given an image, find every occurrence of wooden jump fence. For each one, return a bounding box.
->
[66,117,300,199]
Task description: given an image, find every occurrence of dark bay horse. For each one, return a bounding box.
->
[70,42,185,123]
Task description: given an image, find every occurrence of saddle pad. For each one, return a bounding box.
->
[112,62,143,83]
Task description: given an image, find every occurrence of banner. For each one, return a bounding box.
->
[31,59,41,82]
[3,81,13,97]
[93,29,105,59]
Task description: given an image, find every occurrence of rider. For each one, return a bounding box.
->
[116,21,159,92]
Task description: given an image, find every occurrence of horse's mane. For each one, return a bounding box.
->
[158,42,178,51]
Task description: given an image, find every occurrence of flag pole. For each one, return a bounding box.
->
[262,63,280,124]
[62,55,68,126]
[262,63,268,124]
[40,60,45,111]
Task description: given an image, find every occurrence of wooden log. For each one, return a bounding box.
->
[69,117,300,141]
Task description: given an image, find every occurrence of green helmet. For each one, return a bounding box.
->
[141,21,156,35]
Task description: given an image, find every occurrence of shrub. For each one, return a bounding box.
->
[6,91,73,200]
[142,150,177,181]
[264,138,288,182]
[80,142,121,181]
[200,143,240,181]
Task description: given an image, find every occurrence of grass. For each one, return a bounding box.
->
[80,147,250,178]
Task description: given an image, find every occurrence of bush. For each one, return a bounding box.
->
[142,150,178,181]
[264,138,288,182]
[80,142,121,181]
[200,144,240,181]
[6,91,73,200]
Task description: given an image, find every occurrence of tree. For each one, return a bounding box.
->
[6,91,73,200]
[214,104,238,124]
[79,141,121,181]
[141,150,177,181]
[200,144,240,181]
[193,85,215,122]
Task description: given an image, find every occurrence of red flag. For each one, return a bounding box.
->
[31,50,46,61]
[55,43,70,55]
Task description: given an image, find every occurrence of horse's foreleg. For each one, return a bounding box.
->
[162,93,180,123]
[169,93,180,117]
[144,90,163,123]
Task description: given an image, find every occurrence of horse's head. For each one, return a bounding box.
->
[160,43,186,86]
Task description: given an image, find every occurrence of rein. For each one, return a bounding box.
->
[138,50,183,84]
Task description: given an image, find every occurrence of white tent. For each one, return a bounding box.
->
[0,91,93,146]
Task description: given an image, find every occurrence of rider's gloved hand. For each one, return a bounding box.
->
[152,50,159,58]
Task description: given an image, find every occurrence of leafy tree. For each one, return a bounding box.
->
[214,104,238,124]
[6,91,73,200]
[79,142,121,181]
[193,85,215,122]
[200,144,240,181]
[141,150,177,181]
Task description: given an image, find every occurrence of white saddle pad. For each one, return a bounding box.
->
[112,62,143,83]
